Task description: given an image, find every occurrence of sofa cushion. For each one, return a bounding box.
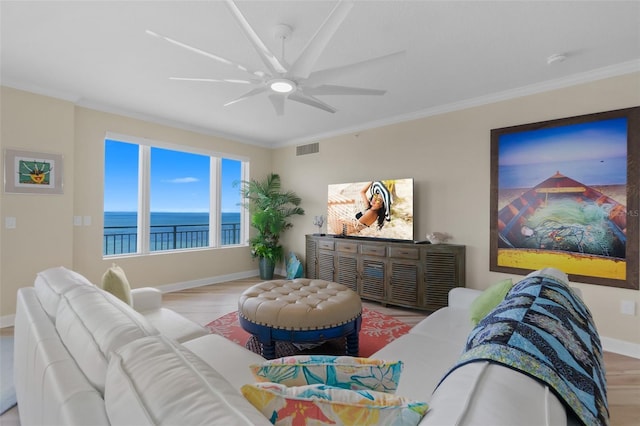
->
[371,333,465,402]
[101,263,132,305]
[139,307,208,343]
[14,288,110,426]
[469,278,513,325]
[408,306,474,343]
[55,284,159,393]
[105,335,271,426]
[182,333,267,390]
[423,362,567,426]
[250,355,403,393]
[34,266,95,319]
[241,382,429,426]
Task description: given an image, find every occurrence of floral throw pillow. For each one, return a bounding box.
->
[241,382,429,426]
[249,355,403,393]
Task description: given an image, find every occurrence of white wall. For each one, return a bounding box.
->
[274,72,640,355]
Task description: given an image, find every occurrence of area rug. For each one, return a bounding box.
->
[0,336,16,415]
[206,308,412,358]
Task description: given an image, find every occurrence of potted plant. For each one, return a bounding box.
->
[241,173,305,279]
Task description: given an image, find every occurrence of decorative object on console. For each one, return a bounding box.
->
[425,232,451,244]
[313,215,325,234]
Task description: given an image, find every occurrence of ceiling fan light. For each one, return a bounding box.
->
[270,79,295,93]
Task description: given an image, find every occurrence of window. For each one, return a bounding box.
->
[103,136,246,256]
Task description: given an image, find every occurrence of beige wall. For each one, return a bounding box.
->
[1,86,272,320]
[1,88,75,316]
[71,107,271,287]
[1,73,639,353]
[274,72,640,351]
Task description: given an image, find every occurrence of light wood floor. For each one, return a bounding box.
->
[2,276,639,425]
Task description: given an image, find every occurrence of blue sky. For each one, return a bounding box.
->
[498,117,628,188]
[498,117,627,165]
[104,140,241,212]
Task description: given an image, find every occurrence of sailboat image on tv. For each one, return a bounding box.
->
[497,171,627,281]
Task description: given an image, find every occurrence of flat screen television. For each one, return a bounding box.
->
[326,178,414,241]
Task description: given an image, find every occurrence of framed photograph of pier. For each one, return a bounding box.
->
[490,107,639,290]
[4,149,64,194]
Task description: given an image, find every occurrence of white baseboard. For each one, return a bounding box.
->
[155,269,260,293]
[156,267,288,293]
[0,314,15,329]
[601,336,640,359]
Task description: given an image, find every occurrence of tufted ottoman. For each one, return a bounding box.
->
[238,279,362,359]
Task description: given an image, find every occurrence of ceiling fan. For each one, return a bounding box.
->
[146,0,404,115]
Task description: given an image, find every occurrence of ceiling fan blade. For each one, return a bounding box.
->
[169,77,258,84]
[146,30,258,77]
[305,51,405,86]
[304,84,385,96]
[224,0,287,75]
[268,94,285,116]
[288,92,337,113]
[224,87,268,107]
[289,0,354,79]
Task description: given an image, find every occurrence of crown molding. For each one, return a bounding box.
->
[276,59,640,148]
[4,59,639,149]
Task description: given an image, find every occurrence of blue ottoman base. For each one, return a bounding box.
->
[239,315,362,359]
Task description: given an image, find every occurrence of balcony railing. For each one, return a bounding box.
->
[103,223,241,255]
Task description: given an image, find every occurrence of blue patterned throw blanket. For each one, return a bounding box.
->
[445,275,609,426]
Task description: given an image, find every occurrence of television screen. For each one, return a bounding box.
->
[327,178,414,241]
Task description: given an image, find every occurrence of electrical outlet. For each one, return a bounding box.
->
[73,216,82,226]
[5,217,16,229]
[620,300,636,316]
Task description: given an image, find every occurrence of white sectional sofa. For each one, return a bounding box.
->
[14,266,588,425]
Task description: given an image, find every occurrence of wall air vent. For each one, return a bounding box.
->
[296,142,319,156]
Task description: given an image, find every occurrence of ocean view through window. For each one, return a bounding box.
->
[104,137,246,256]
[103,211,242,255]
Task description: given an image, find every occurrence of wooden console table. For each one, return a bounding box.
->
[305,234,466,312]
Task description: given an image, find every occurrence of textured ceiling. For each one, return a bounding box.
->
[2,1,639,147]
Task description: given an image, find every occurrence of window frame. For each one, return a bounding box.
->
[104,132,248,258]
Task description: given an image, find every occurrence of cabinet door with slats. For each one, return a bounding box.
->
[336,254,358,292]
[318,251,335,282]
[423,247,464,311]
[360,258,386,302]
[389,261,419,308]
[305,236,318,279]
